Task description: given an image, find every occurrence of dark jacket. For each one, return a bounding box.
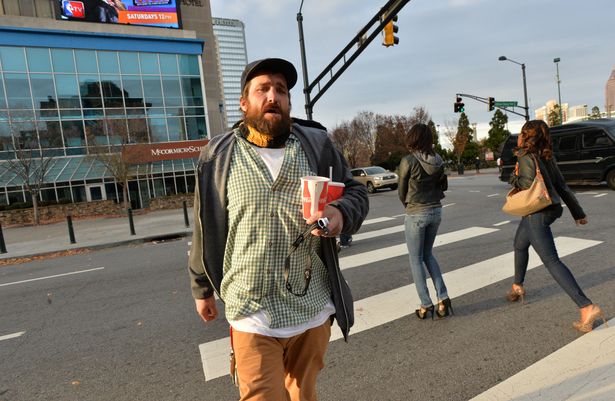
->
[398,151,447,213]
[509,151,585,220]
[187,118,369,341]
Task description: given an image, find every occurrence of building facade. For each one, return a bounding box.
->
[212,17,248,129]
[605,67,615,118]
[0,1,222,209]
[534,99,568,125]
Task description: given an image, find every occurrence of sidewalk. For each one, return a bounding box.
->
[0,207,193,262]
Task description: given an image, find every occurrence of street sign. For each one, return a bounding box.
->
[494,101,518,107]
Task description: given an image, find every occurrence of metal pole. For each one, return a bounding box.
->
[555,59,563,123]
[0,221,7,253]
[66,215,76,244]
[521,63,529,121]
[182,200,190,228]
[297,4,313,120]
[127,208,136,236]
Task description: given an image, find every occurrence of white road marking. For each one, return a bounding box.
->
[0,331,25,342]
[470,190,481,193]
[487,193,499,197]
[493,221,511,227]
[594,193,607,198]
[392,214,406,218]
[578,192,598,195]
[352,225,404,241]
[340,227,498,271]
[0,267,105,287]
[361,217,396,225]
[442,203,456,208]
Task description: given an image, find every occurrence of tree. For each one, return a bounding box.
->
[428,120,443,154]
[445,112,471,164]
[588,106,602,119]
[0,132,53,225]
[330,111,376,167]
[547,104,562,126]
[485,109,511,157]
[86,117,148,210]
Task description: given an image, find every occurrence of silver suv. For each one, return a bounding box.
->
[350,166,398,193]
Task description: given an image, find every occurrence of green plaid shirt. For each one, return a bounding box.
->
[220,132,332,328]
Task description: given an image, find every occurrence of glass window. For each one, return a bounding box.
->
[557,135,577,152]
[167,117,184,141]
[9,109,35,121]
[84,119,107,147]
[583,130,613,148]
[128,118,149,143]
[181,77,203,106]
[62,120,86,147]
[162,77,182,107]
[30,74,56,108]
[12,121,37,145]
[26,48,52,73]
[106,118,127,145]
[55,74,80,108]
[75,50,98,73]
[146,107,165,117]
[0,47,26,72]
[0,75,6,108]
[185,116,207,140]
[97,51,119,74]
[79,75,102,109]
[37,108,59,121]
[4,73,32,109]
[139,53,160,75]
[100,75,124,108]
[119,52,140,74]
[159,54,178,75]
[148,118,167,142]
[51,49,75,73]
[178,55,200,76]
[142,76,163,107]
[122,76,144,108]
[38,120,64,148]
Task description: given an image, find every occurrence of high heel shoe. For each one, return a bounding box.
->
[573,304,608,333]
[506,284,525,304]
[436,298,454,318]
[415,305,434,320]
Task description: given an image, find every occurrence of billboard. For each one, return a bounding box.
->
[59,0,180,29]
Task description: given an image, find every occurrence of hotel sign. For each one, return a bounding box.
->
[122,139,208,164]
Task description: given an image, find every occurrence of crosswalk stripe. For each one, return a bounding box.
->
[340,227,498,271]
[199,234,599,382]
[0,331,25,342]
[493,221,510,227]
[361,217,396,225]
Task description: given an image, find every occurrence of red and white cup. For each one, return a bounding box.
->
[301,176,330,220]
[326,181,345,203]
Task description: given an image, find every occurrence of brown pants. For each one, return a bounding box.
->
[232,320,331,401]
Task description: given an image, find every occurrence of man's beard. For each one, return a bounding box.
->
[243,104,292,138]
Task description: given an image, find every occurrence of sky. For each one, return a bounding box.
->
[210,0,615,143]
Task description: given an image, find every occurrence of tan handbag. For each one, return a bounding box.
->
[502,154,552,216]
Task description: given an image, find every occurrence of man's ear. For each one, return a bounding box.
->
[239,97,247,113]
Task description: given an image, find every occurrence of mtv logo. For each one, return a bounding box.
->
[62,1,85,18]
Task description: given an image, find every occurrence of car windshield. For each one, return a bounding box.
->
[365,166,387,175]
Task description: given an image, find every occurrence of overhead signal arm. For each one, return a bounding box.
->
[455,93,527,118]
[302,0,411,119]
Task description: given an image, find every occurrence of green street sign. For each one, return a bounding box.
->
[494,101,518,107]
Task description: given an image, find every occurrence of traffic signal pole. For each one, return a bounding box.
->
[298,0,411,120]
[455,93,528,119]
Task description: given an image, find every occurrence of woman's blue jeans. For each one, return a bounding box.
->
[513,212,592,308]
[404,207,448,307]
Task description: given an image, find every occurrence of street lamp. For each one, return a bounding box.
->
[554,57,563,123]
[498,56,530,121]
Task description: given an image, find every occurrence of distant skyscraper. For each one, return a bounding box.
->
[605,67,615,117]
[213,18,248,129]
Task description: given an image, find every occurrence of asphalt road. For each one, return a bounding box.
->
[1,173,613,401]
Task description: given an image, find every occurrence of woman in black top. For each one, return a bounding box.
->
[508,120,606,332]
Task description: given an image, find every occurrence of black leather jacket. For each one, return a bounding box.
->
[509,151,585,220]
[398,152,446,213]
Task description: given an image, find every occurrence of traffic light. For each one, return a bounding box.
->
[454,97,465,113]
[382,15,399,47]
[488,97,495,111]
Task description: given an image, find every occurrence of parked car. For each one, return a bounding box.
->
[499,119,615,189]
[350,166,398,193]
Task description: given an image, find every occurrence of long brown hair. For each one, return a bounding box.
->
[517,120,553,160]
[406,123,434,154]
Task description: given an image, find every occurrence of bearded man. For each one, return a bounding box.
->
[188,58,368,401]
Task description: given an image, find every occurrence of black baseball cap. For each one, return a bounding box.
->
[240,58,298,93]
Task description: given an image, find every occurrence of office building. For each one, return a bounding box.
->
[605,67,615,118]
[212,17,248,129]
[0,0,223,209]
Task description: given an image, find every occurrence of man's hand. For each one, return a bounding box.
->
[307,205,344,237]
[195,297,218,323]
[575,217,588,226]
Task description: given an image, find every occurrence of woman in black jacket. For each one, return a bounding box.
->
[398,123,451,319]
[508,120,606,332]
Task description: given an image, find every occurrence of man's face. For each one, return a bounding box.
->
[240,72,291,137]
